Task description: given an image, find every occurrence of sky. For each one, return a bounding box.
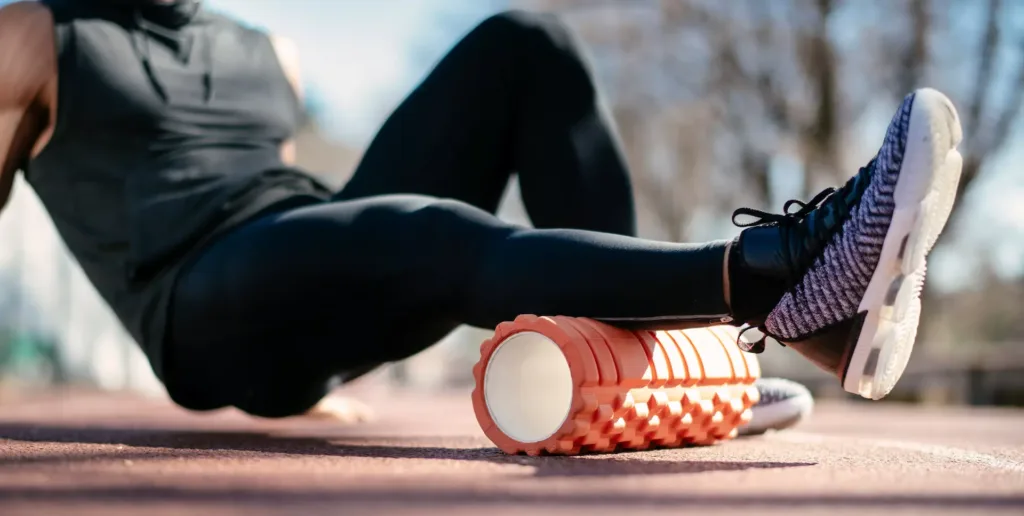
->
[206,0,503,145]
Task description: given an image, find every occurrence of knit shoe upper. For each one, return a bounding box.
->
[765,95,912,341]
[731,92,914,354]
[730,89,962,399]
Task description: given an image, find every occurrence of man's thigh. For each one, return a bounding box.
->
[165,194,508,413]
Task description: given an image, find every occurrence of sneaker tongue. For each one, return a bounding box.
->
[798,161,873,260]
[841,159,875,205]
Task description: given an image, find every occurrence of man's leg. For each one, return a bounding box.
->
[302,9,644,397]
[165,194,730,418]
[339,10,636,237]
[300,10,642,417]
[163,11,728,418]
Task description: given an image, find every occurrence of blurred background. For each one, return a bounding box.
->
[0,0,1021,407]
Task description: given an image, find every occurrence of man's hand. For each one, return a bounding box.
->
[270,35,303,167]
[301,394,376,424]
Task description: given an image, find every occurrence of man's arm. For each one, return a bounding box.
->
[270,35,303,166]
[0,1,57,212]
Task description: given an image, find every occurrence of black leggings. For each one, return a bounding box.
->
[165,11,730,418]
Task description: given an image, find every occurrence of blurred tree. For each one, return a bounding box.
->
[504,0,1023,371]
[515,0,1023,243]
[925,270,1024,347]
[0,267,68,388]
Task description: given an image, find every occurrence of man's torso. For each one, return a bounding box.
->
[6,0,330,373]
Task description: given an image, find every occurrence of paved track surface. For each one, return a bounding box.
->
[1,387,1023,515]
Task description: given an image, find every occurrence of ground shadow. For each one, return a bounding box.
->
[0,422,814,477]
[0,483,1022,510]
[3,423,1022,510]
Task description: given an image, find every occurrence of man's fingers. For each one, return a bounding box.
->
[302,395,376,424]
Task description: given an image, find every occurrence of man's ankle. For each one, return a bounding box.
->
[726,233,789,325]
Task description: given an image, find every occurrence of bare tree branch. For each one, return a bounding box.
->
[897,0,931,94]
[982,45,1024,156]
[520,0,1019,241]
[965,0,1001,145]
[955,45,1024,201]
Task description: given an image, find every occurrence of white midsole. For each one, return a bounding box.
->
[841,88,963,400]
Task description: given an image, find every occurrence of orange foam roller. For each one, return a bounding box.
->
[471,315,761,456]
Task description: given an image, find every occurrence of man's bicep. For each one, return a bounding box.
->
[0,2,55,106]
[0,1,57,207]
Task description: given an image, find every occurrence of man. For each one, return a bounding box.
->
[0,0,961,425]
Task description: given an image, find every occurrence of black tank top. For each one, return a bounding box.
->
[25,0,331,380]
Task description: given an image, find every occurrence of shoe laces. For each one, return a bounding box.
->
[732,186,836,229]
[730,158,877,353]
[736,325,774,353]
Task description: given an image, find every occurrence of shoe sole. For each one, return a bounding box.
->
[841,88,963,400]
[472,315,761,455]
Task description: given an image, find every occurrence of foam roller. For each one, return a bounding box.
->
[472,315,761,456]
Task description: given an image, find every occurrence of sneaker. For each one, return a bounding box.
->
[737,378,814,436]
[728,88,963,400]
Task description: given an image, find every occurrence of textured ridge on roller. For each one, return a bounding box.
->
[471,315,761,456]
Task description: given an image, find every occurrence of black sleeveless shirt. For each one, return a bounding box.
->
[26,0,332,380]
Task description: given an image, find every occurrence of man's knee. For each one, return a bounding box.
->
[470,9,587,65]
[476,10,571,42]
